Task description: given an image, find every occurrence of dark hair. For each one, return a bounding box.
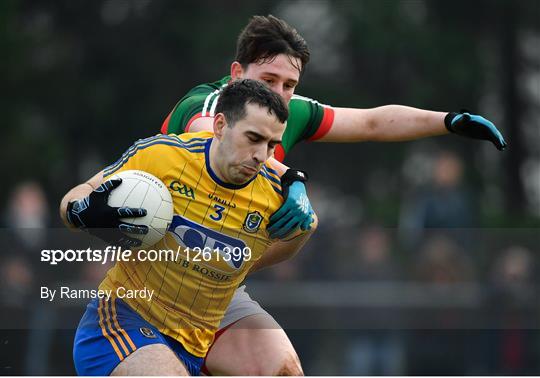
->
[215,79,288,126]
[235,15,310,73]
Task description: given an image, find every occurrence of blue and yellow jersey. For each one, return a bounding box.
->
[98,131,283,357]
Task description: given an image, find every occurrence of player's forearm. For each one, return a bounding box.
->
[59,171,104,228]
[327,106,448,142]
[248,236,307,274]
[249,214,318,274]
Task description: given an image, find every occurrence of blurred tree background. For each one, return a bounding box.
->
[0,0,539,375]
[1,0,538,226]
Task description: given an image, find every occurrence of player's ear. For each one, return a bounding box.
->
[230,61,244,80]
[213,113,227,139]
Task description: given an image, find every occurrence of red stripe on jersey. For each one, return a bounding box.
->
[185,113,204,132]
[308,107,335,141]
[160,111,172,134]
[274,144,285,162]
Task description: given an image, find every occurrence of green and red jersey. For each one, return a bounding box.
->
[161,76,334,162]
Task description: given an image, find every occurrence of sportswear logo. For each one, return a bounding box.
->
[169,215,247,269]
[297,194,310,214]
[243,211,263,233]
[208,193,237,208]
[139,327,156,338]
[170,180,195,200]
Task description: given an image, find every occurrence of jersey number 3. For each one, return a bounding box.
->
[210,204,225,221]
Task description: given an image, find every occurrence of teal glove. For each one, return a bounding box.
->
[267,170,314,239]
[445,111,507,150]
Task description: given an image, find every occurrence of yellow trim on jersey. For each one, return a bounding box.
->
[112,299,137,352]
[104,299,131,357]
[98,299,124,361]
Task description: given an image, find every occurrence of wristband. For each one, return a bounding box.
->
[444,112,459,132]
[281,169,308,188]
[66,199,86,228]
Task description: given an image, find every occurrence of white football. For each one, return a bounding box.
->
[108,170,174,248]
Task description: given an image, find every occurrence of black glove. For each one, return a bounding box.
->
[444,110,507,151]
[66,179,148,248]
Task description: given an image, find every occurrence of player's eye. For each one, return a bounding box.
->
[263,79,275,85]
[247,135,260,143]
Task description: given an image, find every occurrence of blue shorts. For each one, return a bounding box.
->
[73,298,203,376]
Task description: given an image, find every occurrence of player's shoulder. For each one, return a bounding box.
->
[104,133,207,177]
[172,130,214,142]
[175,76,230,120]
[255,163,283,202]
[290,93,331,108]
[130,133,210,156]
[166,131,212,154]
[185,75,230,98]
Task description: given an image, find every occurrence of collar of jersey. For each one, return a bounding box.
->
[204,138,258,190]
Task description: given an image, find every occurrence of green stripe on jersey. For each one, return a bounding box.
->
[167,76,229,134]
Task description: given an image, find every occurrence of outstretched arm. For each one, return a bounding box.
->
[319,106,507,150]
[323,106,446,142]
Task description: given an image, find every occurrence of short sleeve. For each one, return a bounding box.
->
[103,135,181,180]
[281,95,334,152]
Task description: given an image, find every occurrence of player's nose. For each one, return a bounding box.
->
[271,84,285,99]
[252,145,266,165]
